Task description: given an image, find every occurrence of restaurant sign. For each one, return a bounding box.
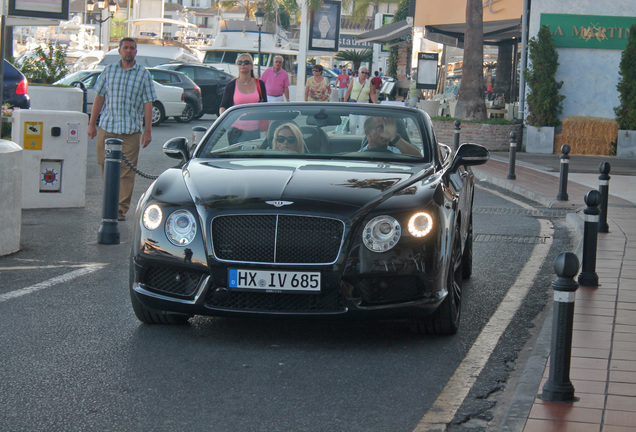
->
[540,14,635,50]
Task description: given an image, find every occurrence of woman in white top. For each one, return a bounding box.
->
[344,67,377,134]
[344,67,378,103]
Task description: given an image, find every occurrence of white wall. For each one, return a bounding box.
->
[528,0,634,119]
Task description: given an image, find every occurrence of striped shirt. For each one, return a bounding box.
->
[94,61,157,134]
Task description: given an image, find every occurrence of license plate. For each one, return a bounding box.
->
[228,269,320,292]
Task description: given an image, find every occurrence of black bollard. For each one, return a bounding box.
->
[578,190,601,287]
[557,144,570,201]
[507,131,517,180]
[97,138,122,245]
[598,162,611,233]
[453,120,461,151]
[191,125,207,156]
[540,252,580,403]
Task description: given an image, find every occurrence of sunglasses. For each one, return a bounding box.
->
[276,135,297,144]
[237,60,252,65]
[360,71,369,74]
[312,69,321,72]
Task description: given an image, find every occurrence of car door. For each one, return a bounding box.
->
[81,72,102,113]
[192,66,231,114]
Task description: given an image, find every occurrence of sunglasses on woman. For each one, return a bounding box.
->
[276,135,297,144]
[237,60,252,65]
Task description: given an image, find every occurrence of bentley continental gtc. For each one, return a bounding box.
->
[129,102,489,334]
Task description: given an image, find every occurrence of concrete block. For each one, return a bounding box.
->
[0,140,22,255]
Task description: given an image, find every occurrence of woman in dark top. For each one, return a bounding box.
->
[219,53,267,144]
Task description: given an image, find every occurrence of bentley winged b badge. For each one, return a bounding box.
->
[266,201,294,207]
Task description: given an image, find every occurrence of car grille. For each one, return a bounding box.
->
[211,215,344,264]
[205,289,346,313]
[142,265,206,297]
[347,276,424,305]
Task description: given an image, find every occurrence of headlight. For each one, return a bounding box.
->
[166,210,197,246]
[363,216,401,252]
[143,204,163,230]
[408,212,433,237]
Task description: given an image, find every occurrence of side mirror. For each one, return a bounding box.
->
[450,143,489,173]
[163,137,190,163]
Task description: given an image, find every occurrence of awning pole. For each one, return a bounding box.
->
[518,0,529,122]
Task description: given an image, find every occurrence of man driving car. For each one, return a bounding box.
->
[360,117,421,156]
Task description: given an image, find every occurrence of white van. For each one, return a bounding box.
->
[99,44,201,68]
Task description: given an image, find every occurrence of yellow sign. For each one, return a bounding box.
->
[24,121,43,150]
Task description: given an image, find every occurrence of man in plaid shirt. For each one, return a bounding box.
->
[88,37,157,221]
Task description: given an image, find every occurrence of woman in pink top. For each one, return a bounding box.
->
[219,54,267,144]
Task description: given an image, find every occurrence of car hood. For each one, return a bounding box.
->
[182,158,435,214]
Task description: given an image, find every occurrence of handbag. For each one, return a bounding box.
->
[254,78,269,131]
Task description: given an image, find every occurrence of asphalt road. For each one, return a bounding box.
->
[0,117,575,431]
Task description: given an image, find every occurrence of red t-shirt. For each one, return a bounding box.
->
[371,76,382,90]
[337,73,350,89]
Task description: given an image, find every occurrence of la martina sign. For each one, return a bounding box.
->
[541,13,635,50]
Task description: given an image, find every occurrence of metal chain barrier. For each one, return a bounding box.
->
[121,153,159,180]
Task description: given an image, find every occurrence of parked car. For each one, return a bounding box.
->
[147,68,202,123]
[3,60,30,109]
[98,44,201,68]
[129,102,489,334]
[53,69,95,86]
[53,70,185,126]
[155,63,233,117]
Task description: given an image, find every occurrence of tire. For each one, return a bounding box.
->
[411,226,463,335]
[151,102,165,126]
[462,215,473,279]
[193,111,204,120]
[130,289,192,325]
[175,100,196,123]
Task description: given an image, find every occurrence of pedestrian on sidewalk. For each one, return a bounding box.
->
[371,71,383,91]
[305,64,331,102]
[336,66,350,102]
[88,37,157,222]
[260,55,290,102]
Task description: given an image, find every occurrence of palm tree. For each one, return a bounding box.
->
[335,48,373,72]
[349,0,399,25]
[454,0,487,120]
[219,1,257,21]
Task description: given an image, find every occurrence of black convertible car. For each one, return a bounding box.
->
[129,102,489,334]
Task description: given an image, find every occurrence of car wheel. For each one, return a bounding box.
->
[411,226,463,335]
[193,111,205,120]
[175,100,196,123]
[462,215,473,279]
[130,288,192,325]
[152,102,165,126]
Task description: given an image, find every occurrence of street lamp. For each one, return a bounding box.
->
[255,7,264,76]
[87,0,117,50]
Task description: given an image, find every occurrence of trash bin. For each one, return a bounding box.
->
[12,109,89,209]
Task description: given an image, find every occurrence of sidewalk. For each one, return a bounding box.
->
[473,153,636,432]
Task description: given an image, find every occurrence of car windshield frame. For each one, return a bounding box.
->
[195,103,433,163]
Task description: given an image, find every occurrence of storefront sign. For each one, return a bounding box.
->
[8,0,69,20]
[416,52,439,90]
[339,35,372,49]
[541,13,635,50]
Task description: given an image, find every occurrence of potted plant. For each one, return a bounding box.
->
[523,25,565,153]
[614,23,636,158]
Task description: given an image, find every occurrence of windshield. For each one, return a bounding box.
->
[196,104,431,162]
[54,71,93,85]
